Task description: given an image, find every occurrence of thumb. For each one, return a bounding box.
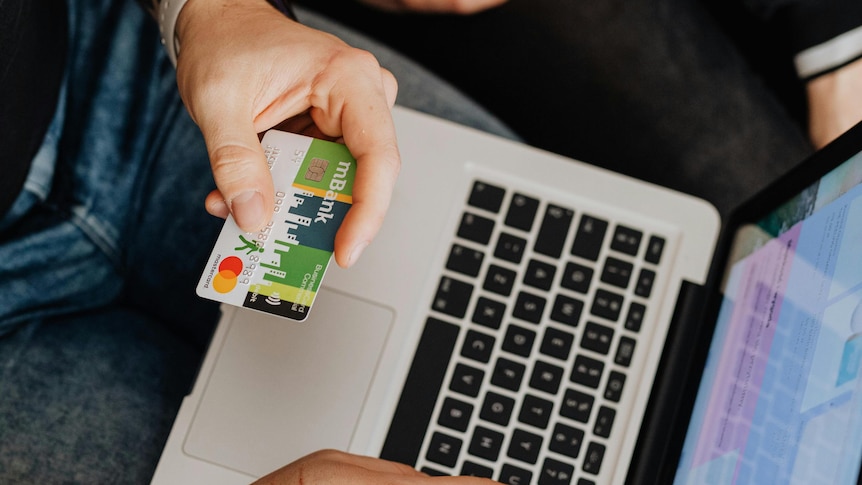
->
[200,118,275,233]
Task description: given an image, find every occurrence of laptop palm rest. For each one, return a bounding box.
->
[183,288,394,477]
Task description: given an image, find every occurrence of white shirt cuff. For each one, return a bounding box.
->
[795,24,862,79]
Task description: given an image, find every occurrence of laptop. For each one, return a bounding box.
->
[151,106,862,485]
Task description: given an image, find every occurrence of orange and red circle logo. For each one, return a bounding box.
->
[212,256,243,293]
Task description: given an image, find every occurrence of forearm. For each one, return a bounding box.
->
[806,57,862,147]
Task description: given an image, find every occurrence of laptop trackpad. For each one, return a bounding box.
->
[184,288,394,478]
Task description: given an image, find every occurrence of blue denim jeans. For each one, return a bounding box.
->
[0,1,515,483]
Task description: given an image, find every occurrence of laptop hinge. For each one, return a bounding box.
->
[625,279,708,485]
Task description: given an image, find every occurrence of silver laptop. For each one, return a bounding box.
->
[152,106,862,484]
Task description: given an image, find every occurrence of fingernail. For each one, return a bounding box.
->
[347,241,369,268]
[230,190,265,231]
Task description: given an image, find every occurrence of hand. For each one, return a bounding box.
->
[252,449,498,484]
[175,0,400,268]
[806,57,862,148]
[356,0,507,14]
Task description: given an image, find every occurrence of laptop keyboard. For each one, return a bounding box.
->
[381,179,667,484]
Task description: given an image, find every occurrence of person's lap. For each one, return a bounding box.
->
[0,1,514,483]
[0,309,203,484]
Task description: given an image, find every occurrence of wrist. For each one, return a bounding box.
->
[161,0,297,67]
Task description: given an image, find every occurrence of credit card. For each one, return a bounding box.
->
[196,130,356,321]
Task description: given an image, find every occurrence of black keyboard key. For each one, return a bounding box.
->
[524,259,556,291]
[507,428,543,465]
[534,204,574,258]
[561,262,593,294]
[495,232,528,264]
[461,330,495,363]
[458,212,495,245]
[480,391,515,426]
[380,318,459,465]
[539,457,575,485]
[502,324,536,358]
[624,302,646,332]
[604,371,626,402]
[615,336,636,367]
[600,256,633,289]
[450,363,484,398]
[634,268,656,298]
[582,442,606,476]
[540,326,575,361]
[433,276,473,319]
[438,397,473,432]
[500,464,533,485]
[472,297,506,330]
[529,360,564,395]
[549,422,584,459]
[644,235,666,264]
[426,432,462,468]
[571,355,604,389]
[469,425,505,461]
[550,294,583,327]
[610,224,642,256]
[593,406,616,438]
[468,181,506,213]
[590,289,624,322]
[578,480,596,485]
[518,394,554,429]
[421,467,447,476]
[462,461,494,478]
[581,321,614,355]
[560,389,594,423]
[571,215,608,261]
[512,291,546,324]
[491,357,526,392]
[484,264,517,296]
[446,244,484,277]
[505,193,540,232]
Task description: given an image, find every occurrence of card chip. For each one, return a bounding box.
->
[305,158,329,182]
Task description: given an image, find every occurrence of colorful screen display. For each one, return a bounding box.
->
[674,149,862,484]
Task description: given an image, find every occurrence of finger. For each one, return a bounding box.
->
[309,450,425,476]
[297,451,499,485]
[274,113,340,141]
[380,67,398,107]
[195,100,276,233]
[332,131,399,268]
[205,189,230,219]
[308,52,401,268]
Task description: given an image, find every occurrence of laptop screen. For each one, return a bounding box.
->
[673,143,862,484]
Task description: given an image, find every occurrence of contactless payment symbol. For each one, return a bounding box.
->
[212,256,243,294]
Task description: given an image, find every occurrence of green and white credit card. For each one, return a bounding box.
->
[196,130,356,321]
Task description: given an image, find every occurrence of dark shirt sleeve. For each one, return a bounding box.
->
[742,0,862,79]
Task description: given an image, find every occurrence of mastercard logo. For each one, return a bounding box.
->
[213,256,243,293]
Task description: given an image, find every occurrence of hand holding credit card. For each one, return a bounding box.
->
[196,130,356,321]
